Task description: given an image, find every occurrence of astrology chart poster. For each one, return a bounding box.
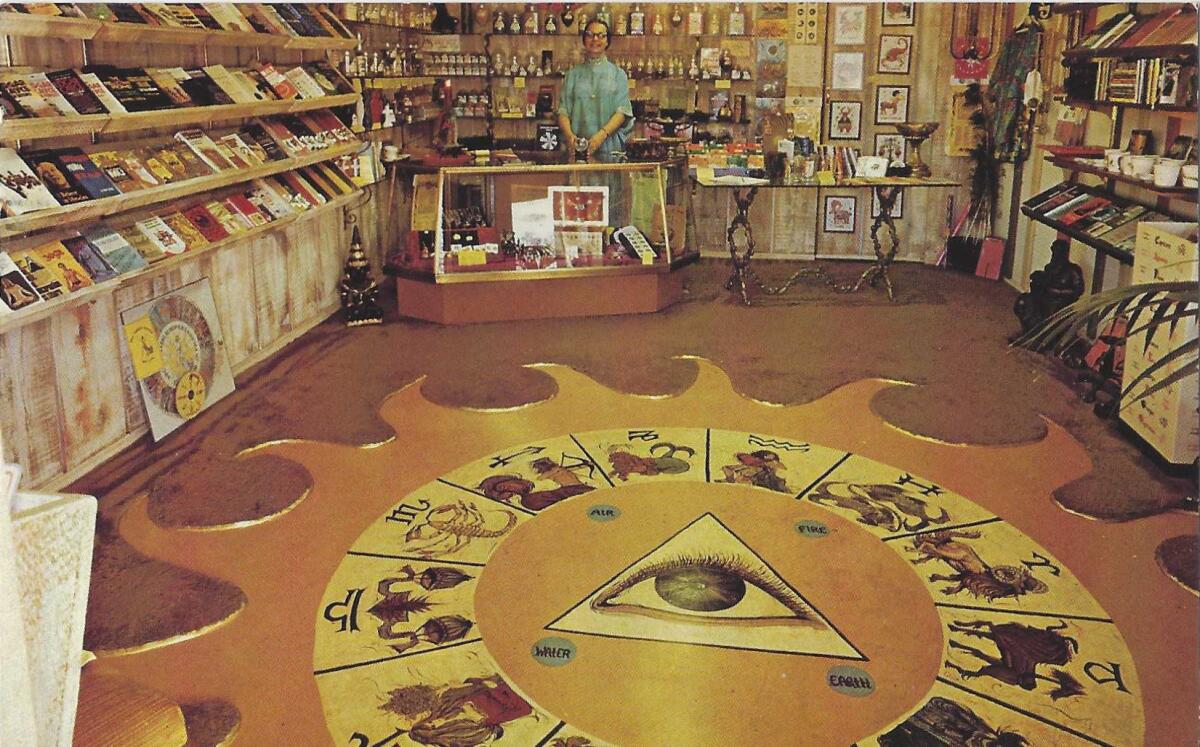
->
[120,277,234,441]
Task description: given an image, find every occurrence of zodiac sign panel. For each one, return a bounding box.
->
[315,429,1143,746]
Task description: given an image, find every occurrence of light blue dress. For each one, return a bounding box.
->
[557,56,634,163]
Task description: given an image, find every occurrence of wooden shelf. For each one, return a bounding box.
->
[1020,204,1135,265]
[0,11,356,49]
[1063,97,1197,114]
[1063,43,1199,62]
[0,188,363,336]
[0,141,361,239]
[0,94,359,144]
[1046,156,1198,202]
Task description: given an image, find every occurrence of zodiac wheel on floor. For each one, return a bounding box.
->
[314,428,1143,747]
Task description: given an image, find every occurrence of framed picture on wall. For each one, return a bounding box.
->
[882,2,915,26]
[824,196,857,233]
[871,190,903,219]
[877,35,913,74]
[832,52,864,90]
[874,133,906,163]
[827,101,862,140]
[875,85,910,124]
[832,5,866,45]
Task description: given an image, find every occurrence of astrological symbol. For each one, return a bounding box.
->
[488,445,545,468]
[627,429,659,441]
[1084,661,1131,693]
[1021,551,1062,577]
[323,588,365,633]
[748,434,811,452]
[561,453,598,479]
[895,473,944,496]
[650,442,696,458]
[385,497,431,526]
[348,729,404,747]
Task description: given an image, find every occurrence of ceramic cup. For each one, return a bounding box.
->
[1153,158,1184,188]
[1129,155,1157,180]
[1119,154,1136,176]
[1105,149,1126,172]
[1182,164,1199,180]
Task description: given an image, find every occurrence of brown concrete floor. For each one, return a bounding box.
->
[70,259,1197,744]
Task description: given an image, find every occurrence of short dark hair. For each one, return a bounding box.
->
[581,18,611,48]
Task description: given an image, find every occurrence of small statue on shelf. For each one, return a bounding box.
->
[1012,238,1084,338]
[339,226,383,327]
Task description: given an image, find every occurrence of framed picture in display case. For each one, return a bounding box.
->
[874,133,906,163]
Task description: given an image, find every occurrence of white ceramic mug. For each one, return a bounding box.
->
[1105,149,1125,171]
[1129,155,1157,180]
[1119,154,1136,176]
[1154,158,1184,187]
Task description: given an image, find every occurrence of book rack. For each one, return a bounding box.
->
[0,11,357,50]
[1044,156,1199,201]
[0,93,359,144]
[0,140,361,239]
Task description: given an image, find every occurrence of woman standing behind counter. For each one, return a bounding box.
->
[557,19,634,162]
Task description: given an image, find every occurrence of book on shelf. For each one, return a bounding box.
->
[1042,193,1092,220]
[134,215,187,255]
[251,61,299,101]
[24,72,79,116]
[0,84,29,119]
[0,147,62,216]
[81,66,165,113]
[77,71,128,114]
[115,223,167,263]
[314,162,355,195]
[145,69,196,108]
[240,4,293,36]
[304,60,355,95]
[164,4,207,29]
[298,165,337,200]
[54,148,122,199]
[20,149,91,205]
[245,177,295,219]
[9,246,67,298]
[77,4,115,22]
[233,70,276,102]
[218,133,264,168]
[268,173,314,210]
[218,197,255,229]
[272,3,331,37]
[1140,8,1198,46]
[156,141,216,180]
[202,3,253,32]
[202,64,258,104]
[285,66,327,100]
[86,149,149,193]
[161,210,211,251]
[1116,8,1181,49]
[62,234,119,282]
[136,145,178,185]
[34,239,95,292]
[239,122,289,162]
[183,3,225,30]
[80,223,150,274]
[174,67,235,106]
[0,251,44,314]
[281,170,325,205]
[225,193,270,226]
[1058,196,1112,226]
[256,117,308,157]
[203,199,248,234]
[6,4,64,16]
[175,129,237,172]
[137,3,184,27]
[316,6,354,39]
[0,75,59,118]
[46,69,108,116]
[106,3,150,24]
[181,203,230,242]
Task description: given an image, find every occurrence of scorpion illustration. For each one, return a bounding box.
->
[404,501,518,558]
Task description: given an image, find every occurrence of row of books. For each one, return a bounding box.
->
[0,110,355,217]
[1024,182,1171,255]
[0,161,359,315]
[0,59,353,120]
[1071,7,1197,52]
[1094,58,1196,107]
[0,3,355,40]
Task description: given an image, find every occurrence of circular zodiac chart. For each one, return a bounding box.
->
[142,296,217,418]
[314,429,1143,747]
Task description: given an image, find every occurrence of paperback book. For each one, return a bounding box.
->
[9,247,67,298]
[0,146,63,215]
[161,211,211,251]
[54,148,122,199]
[62,234,119,282]
[116,223,168,264]
[46,69,108,115]
[182,204,230,242]
[34,239,95,292]
[0,252,43,313]
[80,223,150,274]
[135,216,188,255]
[20,149,91,205]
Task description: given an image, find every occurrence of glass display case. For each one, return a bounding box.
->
[389,161,697,324]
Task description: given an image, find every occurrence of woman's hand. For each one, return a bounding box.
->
[588,130,608,154]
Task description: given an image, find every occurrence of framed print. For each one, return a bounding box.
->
[824,196,857,233]
[831,52,864,90]
[549,186,609,227]
[882,2,915,26]
[874,133,906,163]
[832,5,866,45]
[871,190,903,219]
[877,35,912,74]
[875,85,909,124]
[827,101,862,140]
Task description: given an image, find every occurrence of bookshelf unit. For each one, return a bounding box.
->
[0,4,375,492]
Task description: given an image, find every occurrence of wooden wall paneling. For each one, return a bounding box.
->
[250,231,292,344]
[315,210,348,308]
[771,191,819,257]
[281,216,324,325]
[209,243,260,366]
[0,322,65,484]
[7,35,85,70]
[48,299,126,469]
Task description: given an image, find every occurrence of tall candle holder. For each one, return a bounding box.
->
[894,122,939,178]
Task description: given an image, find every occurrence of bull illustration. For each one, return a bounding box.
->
[909,530,1048,601]
[808,481,950,532]
[946,619,1085,700]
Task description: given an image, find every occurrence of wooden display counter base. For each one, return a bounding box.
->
[395,269,687,324]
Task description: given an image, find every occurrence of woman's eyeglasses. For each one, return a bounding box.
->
[583,31,608,39]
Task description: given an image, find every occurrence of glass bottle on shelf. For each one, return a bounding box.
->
[595,3,611,27]
[687,3,704,36]
[493,10,506,34]
[727,3,745,36]
[688,55,699,81]
[651,12,664,36]
[707,7,721,35]
[614,10,627,36]
[524,4,539,34]
[509,13,521,34]
[544,13,557,34]
[629,3,645,35]
[671,4,683,28]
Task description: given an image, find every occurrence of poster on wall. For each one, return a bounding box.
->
[882,2,916,26]
[832,5,867,45]
[755,39,787,98]
[875,85,910,124]
[120,278,235,441]
[824,196,857,233]
[874,133,907,163]
[877,35,913,74]
[791,2,821,44]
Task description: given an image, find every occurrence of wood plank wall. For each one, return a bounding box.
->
[0,22,404,491]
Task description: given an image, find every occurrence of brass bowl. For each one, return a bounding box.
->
[894,122,940,139]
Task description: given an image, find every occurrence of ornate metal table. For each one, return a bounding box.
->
[693,176,960,304]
